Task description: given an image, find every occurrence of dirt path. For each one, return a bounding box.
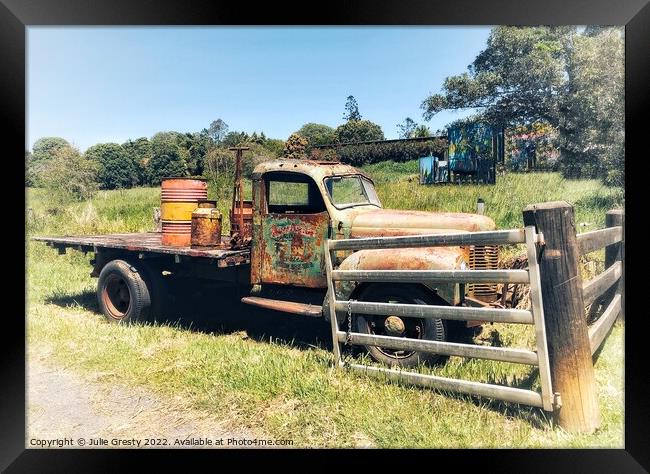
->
[27,356,265,449]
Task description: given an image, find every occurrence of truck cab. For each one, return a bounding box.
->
[249,160,381,289]
[246,159,496,317]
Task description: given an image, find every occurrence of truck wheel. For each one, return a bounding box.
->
[97,259,151,324]
[354,284,447,368]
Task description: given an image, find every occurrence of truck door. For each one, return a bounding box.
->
[254,171,329,288]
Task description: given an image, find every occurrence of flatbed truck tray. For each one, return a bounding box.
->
[33,232,251,268]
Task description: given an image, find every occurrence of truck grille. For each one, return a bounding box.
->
[468,245,499,302]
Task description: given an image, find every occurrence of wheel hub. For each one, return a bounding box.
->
[384,316,406,336]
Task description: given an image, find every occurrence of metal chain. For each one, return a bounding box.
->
[345,299,354,346]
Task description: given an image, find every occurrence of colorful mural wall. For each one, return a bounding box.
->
[506,123,559,171]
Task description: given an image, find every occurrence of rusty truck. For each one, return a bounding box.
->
[35,159,500,368]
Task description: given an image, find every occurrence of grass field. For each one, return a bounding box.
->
[26,163,625,448]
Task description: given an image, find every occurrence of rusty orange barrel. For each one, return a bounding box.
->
[191,201,222,248]
[161,177,208,246]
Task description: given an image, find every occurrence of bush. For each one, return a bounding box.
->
[39,146,99,202]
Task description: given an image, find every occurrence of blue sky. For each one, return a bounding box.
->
[27,27,491,152]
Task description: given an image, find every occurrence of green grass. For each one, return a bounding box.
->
[26,164,624,448]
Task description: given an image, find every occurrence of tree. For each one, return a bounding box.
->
[147,133,189,185]
[560,29,624,185]
[207,119,229,144]
[335,120,385,144]
[343,95,362,121]
[420,26,624,185]
[122,137,152,185]
[32,137,71,162]
[175,131,211,177]
[296,123,336,151]
[397,117,418,139]
[28,137,72,186]
[85,143,139,189]
[283,133,309,159]
[205,142,277,196]
[261,138,285,157]
[221,131,250,148]
[40,145,99,201]
[413,125,432,138]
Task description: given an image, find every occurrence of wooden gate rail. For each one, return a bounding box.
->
[324,225,555,412]
[578,209,624,356]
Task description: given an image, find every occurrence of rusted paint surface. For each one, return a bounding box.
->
[160,177,208,247]
[249,161,497,296]
[191,208,223,248]
[251,159,371,182]
[350,209,496,237]
[230,200,253,239]
[241,296,322,317]
[161,221,193,247]
[260,211,329,288]
[335,246,467,305]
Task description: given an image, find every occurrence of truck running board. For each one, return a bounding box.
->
[241,296,323,318]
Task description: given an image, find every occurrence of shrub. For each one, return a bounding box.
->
[40,145,100,202]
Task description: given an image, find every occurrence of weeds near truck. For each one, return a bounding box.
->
[26,164,623,448]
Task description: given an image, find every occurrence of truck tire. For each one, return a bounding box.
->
[97,259,151,324]
[353,284,447,368]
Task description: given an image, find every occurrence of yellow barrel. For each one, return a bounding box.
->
[160,177,208,246]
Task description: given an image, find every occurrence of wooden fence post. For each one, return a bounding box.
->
[153,207,162,232]
[522,201,600,433]
[605,209,625,320]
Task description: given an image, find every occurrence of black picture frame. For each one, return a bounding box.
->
[2,0,648,471]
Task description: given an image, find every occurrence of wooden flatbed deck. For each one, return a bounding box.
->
[33,232,251,267]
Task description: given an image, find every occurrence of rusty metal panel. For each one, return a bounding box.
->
[260,212,329,288]
[335,246,466,305]
[350,209,497,237]
[250,179,264,284]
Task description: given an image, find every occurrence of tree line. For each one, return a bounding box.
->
[26,95,427,200]
[27,26,624,201]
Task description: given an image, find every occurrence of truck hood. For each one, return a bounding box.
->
[350,209,496,238]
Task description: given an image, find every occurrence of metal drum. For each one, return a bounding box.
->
[161,177,208,246]
[191,201,222,248]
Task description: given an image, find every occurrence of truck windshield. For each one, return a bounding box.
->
[324,175,382,209]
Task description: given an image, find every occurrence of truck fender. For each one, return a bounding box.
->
[322,246,469,323]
